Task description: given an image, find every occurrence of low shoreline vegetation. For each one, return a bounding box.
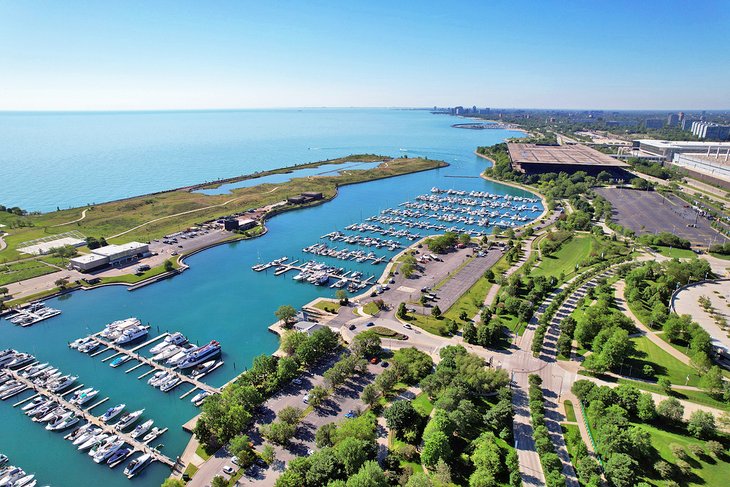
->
[0,155,447,262]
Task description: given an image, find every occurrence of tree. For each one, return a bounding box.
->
[280,330,307,355]
[391,347,433,384]
[706,440,724,457]
[351,330,381,358]
[54,277,70,289]
[278,406,302,425]
[345,461,389,487]
[337,437,370,476]
[431,305,442,318]
[229,434,255,467]
[275,305,298,326]
[636,393,657,422]
[164,259,174,272]
[277,356,299,383]
[360,384,379,407]
[261,420,297,445]
[657,397,684,422]
[421,431,452,466]
[375,368,399,395]
[261,444,276,465]
[336,289,349,305]
[401,262,416,278]
[384,400,421,436]
[0,287,9,297]
[463,322,477,344]
[699,366,725,398]
[211,476,228,487]
[397,302,407,319]
[653,460,673,479]
[604,453,637,487]
[309,385,329,408]
[406,473,433,487]
[161,480,186,487]
[658,378,673,395]
[687,410,716,439]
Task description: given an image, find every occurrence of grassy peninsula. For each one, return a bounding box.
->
[0,155,446,262]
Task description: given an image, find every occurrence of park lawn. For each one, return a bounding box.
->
[443,273,493,323]
[709,252,730,260]
[312,299,341,313]
[195,444,212,461]
[563,400,577,422]
[626,298,652,326]
[390,437,424,474]
[412,393,434,416]
[617,378,730,411]
[626,336,701,387]
[656,334,730,379]
[370,326,407,340]
[362,301,380,316]
[653,245,697,259]
[403,312,450,337]
[532,235,594,280]
[560,424,583,466]
[636,422,730,487]
[97,261,178,285]
[0,259,59,286]
[183,463,199,479]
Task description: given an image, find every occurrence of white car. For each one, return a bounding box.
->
[303,394,309,404]
[223,465,235,475]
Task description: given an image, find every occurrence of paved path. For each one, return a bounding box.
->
[52,208,89,227]
[614,280,694,364]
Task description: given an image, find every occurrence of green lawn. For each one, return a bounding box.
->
[617,378,730,411]
[370,326,407,340]
[532,235,594,280]
[0,259,59,286]
[412,392,434,416]
[563,400,577,422]
[653,245,697,259]
[362,301,380,316]
[402,312,450,336]
[709,252,730,260]
[312,299,341,313]
[560,424,584,469]
[98,261,177,285]
[636,422,730,486]
[195,444,213,461]
[443,273,493,323]
[626,336,701,387]
[183,463,199,479]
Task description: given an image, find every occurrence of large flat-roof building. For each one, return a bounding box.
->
[633,139,730,160]
[506,143,629,175]
[70,241,150,272]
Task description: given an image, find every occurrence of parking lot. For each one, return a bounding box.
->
[594,187,726,247]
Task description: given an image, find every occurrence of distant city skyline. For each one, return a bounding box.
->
[1,1,729,111]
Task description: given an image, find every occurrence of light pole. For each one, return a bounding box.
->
[552,374,564,401]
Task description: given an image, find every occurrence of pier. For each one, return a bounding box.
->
[4,365,176,469]
[86,333,220,398]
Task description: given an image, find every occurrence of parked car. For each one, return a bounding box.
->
[366,322,375,327]
[403,324,412,329]
[380,361,389,368]
[370,357,379,364]
[223,466,235,475]
[292,378,302,385]
[303,394,309,403]
[345,410,357,418]
[348,324,356,330]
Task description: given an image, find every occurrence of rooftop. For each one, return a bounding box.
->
[507,143,629,167]
[91,241,148,256]
[635,139,730,149]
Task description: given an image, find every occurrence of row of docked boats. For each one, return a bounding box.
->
[251,256,288,272]
[320,231,404,250]
[344,222,420,240]
[0,454,41,487]
[302,243,386,264]
[290,262,371,293]
[5,302,61,328]
[430,187,539,203]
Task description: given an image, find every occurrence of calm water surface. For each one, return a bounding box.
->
[0,110,533,486]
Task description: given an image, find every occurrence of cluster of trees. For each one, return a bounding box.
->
[425,232,459,254]
[709,242,730,255]
[421,346,509,400]
[628,158,677,180]
[576,298,637,374]
[462,308,504,349]
[278,326,340,371]
[360,347,432,409]
[527,375,566,487]
[637,232,692,250]
[260,406,303,445]
[493,272,556,337]
[399,253,419,279]
[573,380,724,486]
[194,328,339,451]
[0,204,26,215]
[541,229,573,256]
[85,236,108,250]
[49,244,78,259]
[276,413,383,487]
[558,209,593,232]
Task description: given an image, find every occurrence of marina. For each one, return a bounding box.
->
[0,109,536,487]
[0,453,41,487]
[5,303,61,328]
[1,357,172,475]
[70,322,222,401]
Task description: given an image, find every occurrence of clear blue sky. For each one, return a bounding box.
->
[1,0,728,110]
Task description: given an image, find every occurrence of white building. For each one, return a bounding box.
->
[70,241,150,272]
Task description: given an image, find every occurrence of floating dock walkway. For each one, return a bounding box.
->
[4,364,176,469]
[87,333,220,399]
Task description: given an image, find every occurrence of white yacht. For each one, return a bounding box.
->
[115,409,144,431]
[100,404,125,423]
[124,453,153,478]
[149,332,188,355]
[129,419,154,439]
[114,325,150,345]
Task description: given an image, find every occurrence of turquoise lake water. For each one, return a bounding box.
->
[0,109,534,486]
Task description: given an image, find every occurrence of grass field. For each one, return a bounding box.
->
[626,335,701,387]
[412,393,434,416]
[402,312,449,337]
[370,326,407,340]
[0,259,58,286]
[0,155,446,262]
[560,424,584,469]
[636,422,730,486]
[653,245,697,259]
[362,301,380,316]
[563,400,577,422]
[532,235,594,280]
[709,252,730,260]
[617,378,730,411]
[443,272,493,323]
[312,299,341,313]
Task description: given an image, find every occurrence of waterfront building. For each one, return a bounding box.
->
[70,242,150,272]
[644,118,664,129]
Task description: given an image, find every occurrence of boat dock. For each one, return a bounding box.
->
[4,364,176,469]
[86,333,220,399]
[6,304,62,327]
[274,262,375,287]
